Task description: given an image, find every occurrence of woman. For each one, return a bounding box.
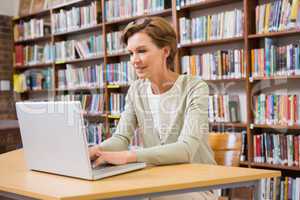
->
[89,17,217,199]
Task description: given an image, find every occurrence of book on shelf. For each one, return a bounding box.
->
[251,38,300,78]
[253,94,300,126]
[253,132,300,167]
[259,176,300,200]
[179,9,243,44]
[208,94,241,123]
[57,94,105,115]
[52,1,101,34]
[14,18,51,41]
[54,35,103,62]
[57,64,105,90]
[106,30,127,55]
[104,0,171,22]
[86,122,105,146]
[14,43,54,66]
[255,0,300,34]
[106,61,136,85]
[13,68,53,93]
[109,93,126,116]
[181,49,246,79]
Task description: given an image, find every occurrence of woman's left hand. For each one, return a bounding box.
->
[92,151,137,168]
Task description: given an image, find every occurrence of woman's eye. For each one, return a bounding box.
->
[138,50,146,53]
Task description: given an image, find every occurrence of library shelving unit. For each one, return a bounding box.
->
[12,0,300,187]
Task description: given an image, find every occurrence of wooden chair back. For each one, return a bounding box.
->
[208,132,242,167]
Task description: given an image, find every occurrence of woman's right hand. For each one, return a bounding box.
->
[88,145,101,161]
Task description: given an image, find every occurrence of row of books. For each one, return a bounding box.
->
[255,0,300,34]
[52,1,101,34]
[208,94,241,123]
[253,132,300,167]
[15,44,53,66]
[251,38,300,78]
[176,0,206,8]
[106,61,137,85]
[179,9,243,44]
[104,0,170,22]
[14,18,51,41]
[13,68,53,93]
[260,176,300,200]
[57,94,105,114]
[57,64,105,90]
[181,49,246,80]
[106,31,127,55]
[86,123,105,145]
[54,35,104,62]
[253,94,300,126]
[109,93,126,115]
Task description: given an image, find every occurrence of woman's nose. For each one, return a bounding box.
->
[131,53,141,65]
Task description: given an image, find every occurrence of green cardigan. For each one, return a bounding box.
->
[99,75,216,165]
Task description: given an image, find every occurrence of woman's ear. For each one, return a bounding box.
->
[162,46,170,59]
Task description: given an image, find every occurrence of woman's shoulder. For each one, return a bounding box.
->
[180,75,209,92]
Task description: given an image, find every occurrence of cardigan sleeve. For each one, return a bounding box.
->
[98,84,137,151]
[135,80,216,165]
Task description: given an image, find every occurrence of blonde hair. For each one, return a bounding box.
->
[121,17,177,70]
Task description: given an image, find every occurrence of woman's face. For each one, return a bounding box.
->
[127,32,169,79]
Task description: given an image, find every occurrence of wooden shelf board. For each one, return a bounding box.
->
[178,0,241,12]
[53,24,103,37]
[55,56,104,65]
[56,86,104,92]
[179,37,243,48]
[15,89,55,94]
[106,52,130,58]
[248,29,300,39]
[209,122,247,128]
[107,84,130,89]
[251,75,300,81]
[14,36,52,44]
[13,10,50,22]
[239,161,249,166]
[104,9,172,26]
[250,162,300,171]
[14,63,53,69]
[204,78,246,82]
[252,124,300,130]
[83,112,106,118]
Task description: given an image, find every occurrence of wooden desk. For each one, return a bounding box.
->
[0,150,280,200]
[0,120,21,153]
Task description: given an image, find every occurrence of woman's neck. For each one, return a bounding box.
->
[149,70,179,95]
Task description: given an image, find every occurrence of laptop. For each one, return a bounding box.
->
[16,101,146,180]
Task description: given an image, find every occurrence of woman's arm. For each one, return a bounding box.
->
[93,84,138,152]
